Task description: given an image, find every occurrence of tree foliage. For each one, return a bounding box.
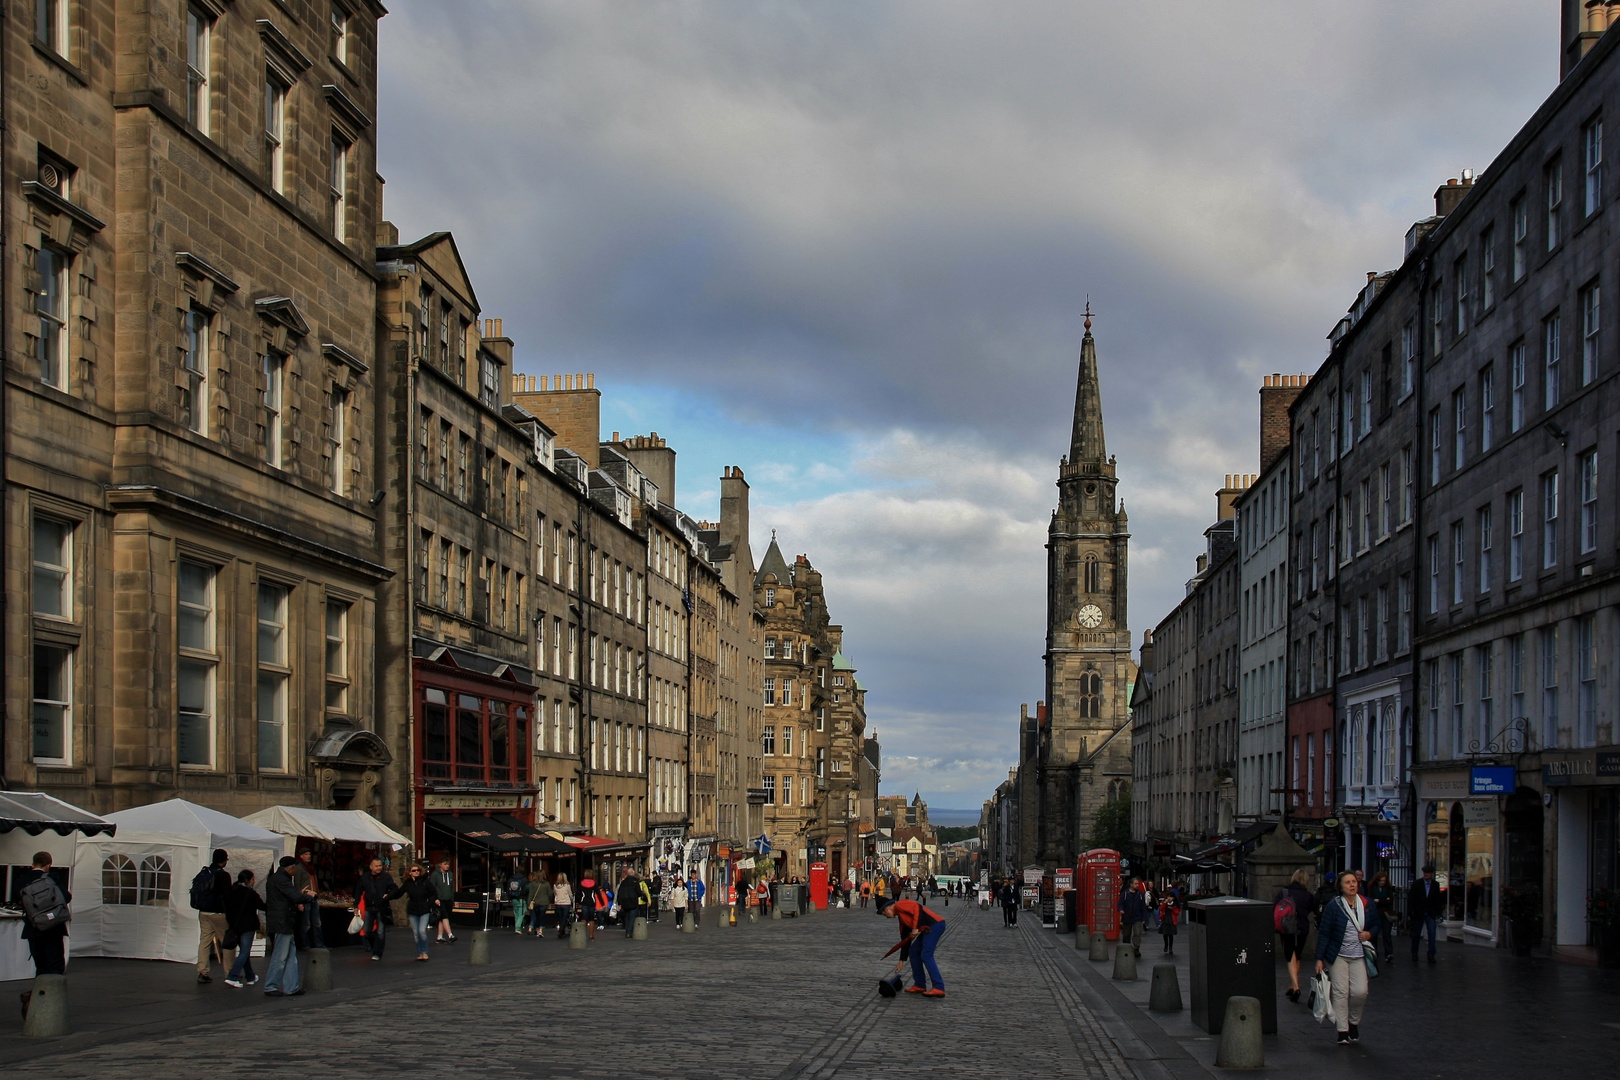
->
[1084,783,1132,853]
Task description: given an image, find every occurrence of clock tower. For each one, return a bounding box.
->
[1024,311,1135,870]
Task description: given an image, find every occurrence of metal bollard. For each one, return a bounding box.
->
[1089,931,1109,961]
[304,947,333,992]
[1112,941,1138,980]
[1075,924,1090,951]
[1215,995,1265,1068]
[469,931,491,965]
[1149,963,1183,1012]
[682,911,696,934]
[21,974,69,1037]
[632,916,649,940]
[568,920,588,949]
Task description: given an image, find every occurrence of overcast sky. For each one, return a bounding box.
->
[377,2,1558,811]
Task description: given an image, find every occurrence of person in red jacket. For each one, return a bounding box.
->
[878,896,947,997]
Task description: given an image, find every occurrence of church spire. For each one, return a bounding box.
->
[1068,305,1107,464]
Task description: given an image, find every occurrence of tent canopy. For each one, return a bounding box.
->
[242,806,409,847]
[103,799,284,851]
[0,791,115,836]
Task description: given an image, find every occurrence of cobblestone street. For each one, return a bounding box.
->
[3,904,1131,1080]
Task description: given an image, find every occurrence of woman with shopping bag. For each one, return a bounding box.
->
[1314,871,1381,1045]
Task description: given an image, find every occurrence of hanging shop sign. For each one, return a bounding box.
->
[1470,766,1516,795]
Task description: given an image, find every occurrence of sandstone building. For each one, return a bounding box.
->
[6,0,391,815]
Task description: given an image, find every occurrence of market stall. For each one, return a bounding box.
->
[241,806,412,946]
[0,792,115,981]
[70,800,283,963]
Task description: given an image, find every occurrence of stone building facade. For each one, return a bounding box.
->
[755,539,820,878]
[1023,319,1134,870]
[6,0,391,816]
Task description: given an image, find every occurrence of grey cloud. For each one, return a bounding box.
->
[377,1,1560,805]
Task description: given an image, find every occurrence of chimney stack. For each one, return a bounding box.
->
[1434,173,1475,218]
[1259,373,1311,472]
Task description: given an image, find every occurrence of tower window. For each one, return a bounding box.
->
[1080,671,1103,718]
[1084,555,1101,593]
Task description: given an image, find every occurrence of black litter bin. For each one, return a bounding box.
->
[1057,890,1077,934]
[1187,897,1277,1034]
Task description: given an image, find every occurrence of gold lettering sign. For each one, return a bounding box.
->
[423,793,520,810]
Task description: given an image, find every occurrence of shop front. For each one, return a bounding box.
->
[1543,747,1620,953]
[1414,765,1529,947]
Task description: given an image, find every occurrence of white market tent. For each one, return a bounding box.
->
[71,799,284,963]
[240,806,410,853]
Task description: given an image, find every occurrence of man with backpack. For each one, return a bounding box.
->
[18,850,71,1021]
[190,849,232,984]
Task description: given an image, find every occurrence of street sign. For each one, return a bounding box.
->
[1470,766,1516,795]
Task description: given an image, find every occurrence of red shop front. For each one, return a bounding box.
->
[412,652,540,895]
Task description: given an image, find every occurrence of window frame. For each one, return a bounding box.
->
[256,581,292,773]
[31,641,72,765]
[261,350,285,468]
[176,559,218,770]
[31,515,72,620]
[186,6,211,134]
[263,71,288,194]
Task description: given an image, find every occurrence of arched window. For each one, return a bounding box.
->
[139,855,172,905]
[102,853,138,905]
[1084,555,1101,593]
[1365,708,1380,786]
[1080,671,1103,718]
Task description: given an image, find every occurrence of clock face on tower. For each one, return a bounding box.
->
[1077,603,1104,628]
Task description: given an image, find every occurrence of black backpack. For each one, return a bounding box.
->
[189,866,221,911]
[20,876,70,933]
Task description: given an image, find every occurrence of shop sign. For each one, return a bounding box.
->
[1414,772,1471,800]
[1054,868,1074,890]
[1539,750,1620,787]
[423,792,520,810]
[1461,801,1497,827]
[1470,766,1516,795]
[1023,866,1047,885]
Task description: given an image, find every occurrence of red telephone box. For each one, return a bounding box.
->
[809,862,829,910]
[1077,848,1122,940]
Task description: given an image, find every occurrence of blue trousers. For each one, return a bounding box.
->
[910,921,947,990]
[264,933,300,993]
[1410,913,1438,958]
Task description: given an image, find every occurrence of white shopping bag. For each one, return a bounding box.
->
[1310,971,1336,1025]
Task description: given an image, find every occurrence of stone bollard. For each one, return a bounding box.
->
[632,916,649,940]
[469,931,491,965]
[1089,931,1109,961]
[682,911,696,934]
[749,909,758,923]
[1074,924,1090,951]
[1215,995,1265,1069]
[1112,941,1138,980]
[21,975,69,1037]
[771,904,781,920]
[1149,963,1183,1012]
[304,947,333,993]
[568,920,587,949]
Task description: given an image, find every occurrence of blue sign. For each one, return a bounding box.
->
[1470,766,1516,795]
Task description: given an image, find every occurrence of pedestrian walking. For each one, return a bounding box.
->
[1275,868,1316,1002]
[686,872,705,925]
[190,848,232,984]
[670,872,689,923]
[1407,863,1444,963]
[860,881,871,909]
[1368,871,1397,962]
[400,863,438,961]
[507,866,529,933]
[1157,895,1179,954]
[527,872,554,936]
[646,870,663,923]
[553,873,575,936]
[17,850,71,1020]
[222,869,266,987]
[877,895,948,997]
[431,859,457,944]
[264,856,314,996]
[999,880,1019,927]
[354,858,402,961]
[1119,878,1147,956]
[1315,870,1381,1046]
[616,868,642,937]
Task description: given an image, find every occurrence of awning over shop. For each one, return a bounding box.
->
[428,814,572,855]
[551,832,639,855]
[242,806,410,847]
[0,791,115,836]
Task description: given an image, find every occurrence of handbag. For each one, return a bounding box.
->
[222,927,240,951]
[1363,952,1380,979]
